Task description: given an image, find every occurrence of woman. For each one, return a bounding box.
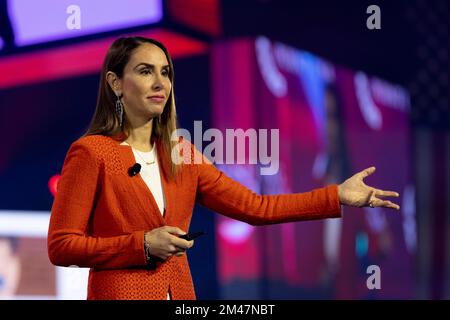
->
[47,36,400,300]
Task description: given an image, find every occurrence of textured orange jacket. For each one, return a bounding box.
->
[48,134,342,300]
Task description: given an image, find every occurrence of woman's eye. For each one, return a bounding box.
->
[140,69,151,75]
[162,70,169,77]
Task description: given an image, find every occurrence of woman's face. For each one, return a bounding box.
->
[117,43,172,121]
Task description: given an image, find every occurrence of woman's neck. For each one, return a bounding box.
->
[125,118,154,152]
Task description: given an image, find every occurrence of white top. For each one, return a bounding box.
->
[121,141,166,215]
[120,141,170,300]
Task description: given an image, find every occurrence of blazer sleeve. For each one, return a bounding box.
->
[193,145,342,226]
[47,140,147,269]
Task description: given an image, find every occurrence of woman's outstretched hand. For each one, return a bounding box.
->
[338,166,400,210]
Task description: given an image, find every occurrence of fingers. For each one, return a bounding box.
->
[374,189,400,198]
[168,245,185,254]
[164,226,192,248]
[370,197,400,210]
[164,226,186,236]
[381,200,400,210]
[159,246,185,259]
[171,236,194,250]
[158,226,196,259]
[173,242,194,257]
[365,189,376,206]
[369,189,400,210]
[359,166,376,179]
[168,242,193,257]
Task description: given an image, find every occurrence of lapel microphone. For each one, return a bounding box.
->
[128,163,141,177]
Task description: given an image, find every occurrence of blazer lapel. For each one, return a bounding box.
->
[116,141,167,228]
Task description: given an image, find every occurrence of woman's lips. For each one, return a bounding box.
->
[148,96,165,103]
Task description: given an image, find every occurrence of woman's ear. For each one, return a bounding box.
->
[106,71,121,96]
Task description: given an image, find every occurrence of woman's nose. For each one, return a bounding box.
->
[152,82,162,91]
[151,73,164,91]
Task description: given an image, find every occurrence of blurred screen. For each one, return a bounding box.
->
[0,212,88,300]
[212,37,415,299]
[8,0,162,46]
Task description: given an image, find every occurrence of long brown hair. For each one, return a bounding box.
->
[84,36,180,179]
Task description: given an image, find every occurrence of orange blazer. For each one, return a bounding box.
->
[48,134,342,300]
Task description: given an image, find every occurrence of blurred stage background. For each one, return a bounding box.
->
[0,0,449,299]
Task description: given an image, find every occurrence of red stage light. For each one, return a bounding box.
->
[48,174,60,197]
[0,29,208,89]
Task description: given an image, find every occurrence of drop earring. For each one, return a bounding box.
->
[115,93,124,127]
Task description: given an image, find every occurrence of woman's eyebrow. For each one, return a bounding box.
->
[134,63,170,70]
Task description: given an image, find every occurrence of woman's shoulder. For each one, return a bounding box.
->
[74,134,113,145]
[70,134,117,156]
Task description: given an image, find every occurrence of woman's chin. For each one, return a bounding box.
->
[146,110,163,120]
[147,104,165,115]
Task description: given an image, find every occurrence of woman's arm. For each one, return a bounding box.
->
[190,137,400,225]
[190,143,342,226]
[47,140,147,269]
